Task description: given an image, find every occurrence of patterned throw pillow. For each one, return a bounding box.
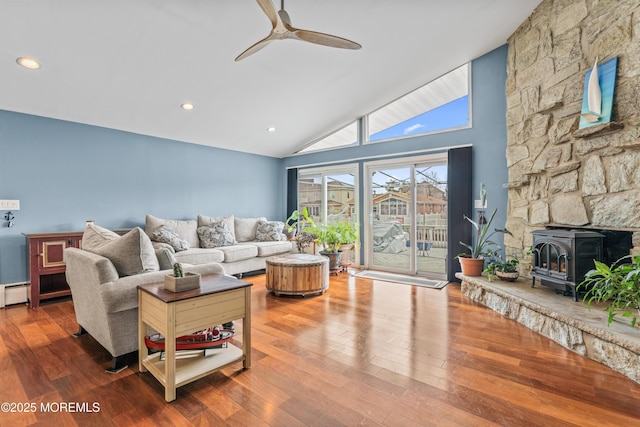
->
[197,222,237,248]
[256,220,287,241]
[151,225,190,252]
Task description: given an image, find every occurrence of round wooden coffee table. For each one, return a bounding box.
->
[265,254,330,297]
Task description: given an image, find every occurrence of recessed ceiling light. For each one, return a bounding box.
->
[180,102,195,110]
[16,57,40,70]
[267,127,276,132]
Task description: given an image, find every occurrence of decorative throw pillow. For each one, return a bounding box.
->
[151,225,190,252]
[256,220,287,241]
[197,222,237,248]
[145,214,199,248]
[197,214,235,240]
[86,227,159,277]
[82,223,120,251]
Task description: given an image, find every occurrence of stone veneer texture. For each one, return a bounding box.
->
[504,0,640,260]
[458,274,640,384]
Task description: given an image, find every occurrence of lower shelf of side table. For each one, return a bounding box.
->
[142,345,244,389]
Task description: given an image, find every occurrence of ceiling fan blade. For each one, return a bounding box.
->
[256,0,278,28]
[235,35,274,61]
[290,29,362,50]
[236,0,361,61]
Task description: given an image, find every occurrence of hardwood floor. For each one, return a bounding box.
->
[1,271,639,426]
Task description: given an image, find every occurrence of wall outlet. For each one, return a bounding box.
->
[0,200,20,210]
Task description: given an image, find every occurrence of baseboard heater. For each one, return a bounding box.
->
[0,282,29,308]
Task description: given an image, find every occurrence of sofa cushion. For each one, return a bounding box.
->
[239,241,292,257]
[85,227,159,277]
[256,220,287,241]
[151,225,190,252]
[216,245,258,263]
[197,222,237,248]
[145,214,199,248]
[234,217,266,242]
[173,248,225,264]
[82,223,120,251]
[198,214,235,238]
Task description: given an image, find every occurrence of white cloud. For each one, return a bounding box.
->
[403,123,424,134]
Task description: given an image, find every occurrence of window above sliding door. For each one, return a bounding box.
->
[367,64,470,143]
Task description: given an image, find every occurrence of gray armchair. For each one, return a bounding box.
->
[64,247,225,372]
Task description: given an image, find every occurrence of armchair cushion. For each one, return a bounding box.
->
[155,247,178,270]
[101,262,227,314]
[82,223,120,251]
[86,227,159,277]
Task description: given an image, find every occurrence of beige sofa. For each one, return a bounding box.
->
[145,214,293,276]
[64,224,227,372]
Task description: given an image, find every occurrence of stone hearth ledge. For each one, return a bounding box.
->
[456,273,640,384]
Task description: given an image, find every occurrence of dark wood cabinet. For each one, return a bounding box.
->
[24,232,83,308]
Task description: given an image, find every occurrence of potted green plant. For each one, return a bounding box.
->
[336,221,358,266]
[286,208,317,252]
[164,262,200,292]
[284,207,315,237]
[307,222,343,270]
[485,256,520,281]
[577,255,640,327]
[293,230,317,253]
[458,183,511,276]
[483,261,497,281]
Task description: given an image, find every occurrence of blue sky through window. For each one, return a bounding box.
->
[370,95,469,142]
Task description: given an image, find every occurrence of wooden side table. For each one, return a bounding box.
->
[266,254,329,296]
[138,274,252,402]
[24,232,83,308]
[24,228,130,308]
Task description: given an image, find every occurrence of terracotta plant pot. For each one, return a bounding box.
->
[458,257,485,277]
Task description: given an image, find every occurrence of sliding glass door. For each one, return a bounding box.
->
[297,164,359,264]
[365,155,448,278]
[368,165,412,272]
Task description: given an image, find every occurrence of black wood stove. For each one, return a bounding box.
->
[531,229,605,301]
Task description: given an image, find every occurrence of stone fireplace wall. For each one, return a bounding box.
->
[504,0,640,270]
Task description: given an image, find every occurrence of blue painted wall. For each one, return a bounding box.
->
[0,112,284,284]
[282,45,510,259]
[0,45,509,284]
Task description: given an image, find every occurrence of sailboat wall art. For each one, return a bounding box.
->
[579,56,618,129]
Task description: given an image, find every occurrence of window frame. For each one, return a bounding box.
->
[365,63,471,145]
[291,62,472,155]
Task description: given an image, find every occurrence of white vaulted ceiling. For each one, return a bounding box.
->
[1,0,540,158]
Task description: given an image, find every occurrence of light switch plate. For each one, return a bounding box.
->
[0,200,20,210]
[474,199,487,209]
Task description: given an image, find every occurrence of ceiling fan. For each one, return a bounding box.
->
[235,0,362,61]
